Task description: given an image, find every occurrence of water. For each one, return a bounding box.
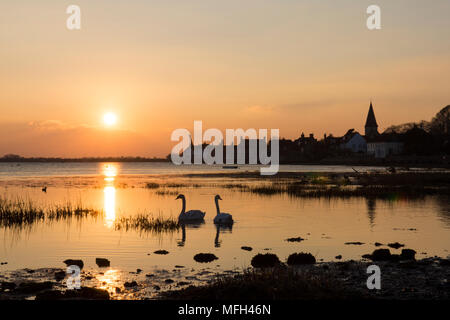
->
[0,162,388,178]
[0,162,449,274]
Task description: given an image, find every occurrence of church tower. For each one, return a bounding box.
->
[365,101,379,138]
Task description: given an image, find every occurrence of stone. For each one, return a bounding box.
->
[124,281,138,288]
[286,237,305,242]
[95,258,110,268]
[250,253,280,268]
[287,253,316,265]
[154,250,169,255]
[400,249,416,260]
[194,253,218,263]
[371,249,392,261]
[388,242,405,249]
[63,259,84,269]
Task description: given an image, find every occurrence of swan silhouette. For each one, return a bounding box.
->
[176,194,205,222]
[213,195,233,225]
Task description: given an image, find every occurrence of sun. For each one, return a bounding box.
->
[103,112,118,126]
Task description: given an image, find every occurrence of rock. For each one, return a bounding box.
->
[344,242,364,245]
[54,271,66,281]
[1,281,16,291]
[362,254,372,259]
[154,250,169,255]
[136,269,142,274]
[335,255,342,260]
[124,281,138,288]
[164,279,174,284]
[175,265,185,268]
[194,253,218,263]
[95,258,110,268]
[400,249,416,260]
[374,242,383,247]
[388,242,405,249]
[115,287,121,293]
[286,237,305,242]
[250,253,280,268]
[241,246,253,251]
[371,249,392,261]
[153,285,160,290]
[287,253,316,265]
[63,259,84,269]
[15,281,54,294]
[145,274,154,278]
[177,281,190,286]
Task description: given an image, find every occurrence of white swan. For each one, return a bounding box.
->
[176,194,205,221]
[213,195,233,225]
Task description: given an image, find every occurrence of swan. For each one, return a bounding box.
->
[213,195,233,225]
[176,194,205,221]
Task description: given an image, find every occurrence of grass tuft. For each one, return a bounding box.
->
[114,213,179,233]
[0,196,100,228]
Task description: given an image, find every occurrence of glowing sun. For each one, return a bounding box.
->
[103,112,118,126]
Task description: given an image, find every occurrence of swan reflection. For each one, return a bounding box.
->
[177,222,204,247]
[214,224,233,248]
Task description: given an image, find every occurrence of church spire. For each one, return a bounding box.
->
[365,101,379,137]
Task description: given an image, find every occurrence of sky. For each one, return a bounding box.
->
[1,0,450,157]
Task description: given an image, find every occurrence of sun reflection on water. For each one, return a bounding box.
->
[96,269,121,294]
[102,163,118,228]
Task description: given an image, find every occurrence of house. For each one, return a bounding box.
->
[340,129,367,153]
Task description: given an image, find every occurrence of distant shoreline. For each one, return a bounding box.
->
[0,157,170,163]
[0,156,449,169]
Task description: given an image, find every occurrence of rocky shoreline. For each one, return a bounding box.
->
[1,255,448,300]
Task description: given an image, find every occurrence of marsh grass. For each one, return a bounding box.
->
[160,266,361,300]
[114,213,180,233]
[155,189,179,196]
[145,182,160,189]
[0,196,100,228]
[237,172,450,199]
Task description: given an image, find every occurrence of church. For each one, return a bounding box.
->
[340,102,404,158]
[364,102,404,158]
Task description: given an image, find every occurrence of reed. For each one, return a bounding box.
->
[242,176,450,199]
[145,182,160,189]
[0,196,100,228]
[114,213,180,233]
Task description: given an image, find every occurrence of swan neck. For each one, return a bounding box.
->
[181,197,186,214]
[215,198,220,215]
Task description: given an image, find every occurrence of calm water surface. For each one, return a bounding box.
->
[0,163,449,274]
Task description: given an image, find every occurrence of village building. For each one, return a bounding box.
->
[364,102,404,158]
[340,129,367,153]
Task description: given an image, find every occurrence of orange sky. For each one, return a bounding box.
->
[1,0,450,157]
